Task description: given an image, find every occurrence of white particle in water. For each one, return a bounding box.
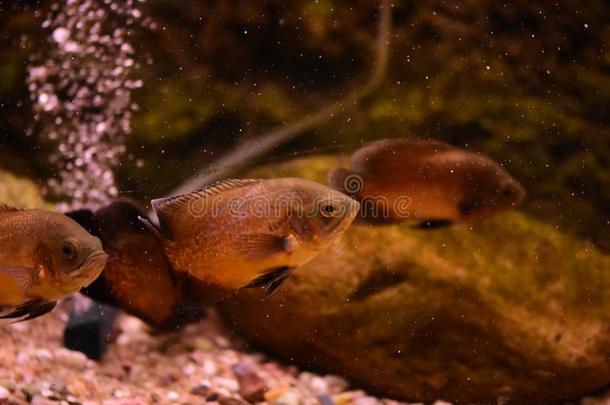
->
[28,0,148,211]
[38,92,59,111]
[52,27,70,43]
[96,122,107,133]
[63,40,81,53]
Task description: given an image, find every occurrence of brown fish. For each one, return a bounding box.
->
[329,139,526,227]
[0,204,107,320]
[67,200,187,328]
[141,178,360,297]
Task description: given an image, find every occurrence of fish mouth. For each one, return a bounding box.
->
[74,250,108,285]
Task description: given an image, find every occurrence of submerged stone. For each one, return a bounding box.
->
[0,170,51,209]
[218,156,610,404]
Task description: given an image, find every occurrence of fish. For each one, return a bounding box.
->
[0,204,108,321]
[66,199,193,329]
[328,138,526,227]
[140,178,360,298]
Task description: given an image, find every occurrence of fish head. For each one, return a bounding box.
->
[42,212,108,290]
[457,157,527,220]
[283,178,360,252]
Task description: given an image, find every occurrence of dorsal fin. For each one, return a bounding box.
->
[351,138,453,172]
[152,179,262,236]
[0,203,21,213]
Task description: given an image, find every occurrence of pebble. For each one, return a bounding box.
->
[182,363,196,376]
[353,396,382,405]
[191,382,212,397]
[318,394,335,405]
[67,379,90,396]
[233,362,268,402]
[31,395,57,405]
[332,392,354,405]
[324,375,349,393]
[214,336,231,348]
[264,387,287,402]
[274,390,301,405]
[54,348,88,369]
[215,377,240,392]
[192,337,214,351]
[202,359,218,375]
[35,349,53,361]
[218,396,249,405]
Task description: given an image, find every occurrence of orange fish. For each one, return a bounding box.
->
[67,200,190,328]
[141,178,360,297]
[0,204,107,320]
[329,139,526,227]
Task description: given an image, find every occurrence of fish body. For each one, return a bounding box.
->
[329,139,526,226]
[0,204,107,320]
[143,178,359,297]
[67,200,185,328]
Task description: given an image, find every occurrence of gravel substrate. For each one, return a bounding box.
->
[0,303,412,405]
[0,304,608,405]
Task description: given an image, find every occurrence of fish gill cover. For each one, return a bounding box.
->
[26,0,153,211]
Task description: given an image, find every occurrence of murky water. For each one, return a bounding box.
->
[0,1,609,404]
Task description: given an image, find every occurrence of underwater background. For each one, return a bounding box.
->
[1,0,608,249]
[0,1,610,404]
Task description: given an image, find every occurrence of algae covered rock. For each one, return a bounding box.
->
[0,170,51,209]
[218,156,610,404]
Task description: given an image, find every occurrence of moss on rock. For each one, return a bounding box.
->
[0,170,52,209]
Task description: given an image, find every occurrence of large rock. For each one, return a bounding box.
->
[218,156,610,404]
[0,170,50,208]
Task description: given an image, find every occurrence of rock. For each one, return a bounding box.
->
[318,394,335,405]
[273,390,301,405]
[0,170,51,209]
[218,156,610,404]
[53,348,88,370]
[67,379,90,397]
[190,383,212,397]
[31,396,57,405]
[264,387,286,403]
[63,302,119,360]
[331,393,353,405]
[0,386,10,400]
[232,362,268,402]
[218,397,249,405]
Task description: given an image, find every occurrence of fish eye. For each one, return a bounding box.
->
[62,242,76,260]
[320,203,337,217]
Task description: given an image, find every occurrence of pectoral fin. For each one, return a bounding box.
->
[244,266,294,298]
[138,216,166,241]
[0,265,37,295]
[0,300,57,322]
